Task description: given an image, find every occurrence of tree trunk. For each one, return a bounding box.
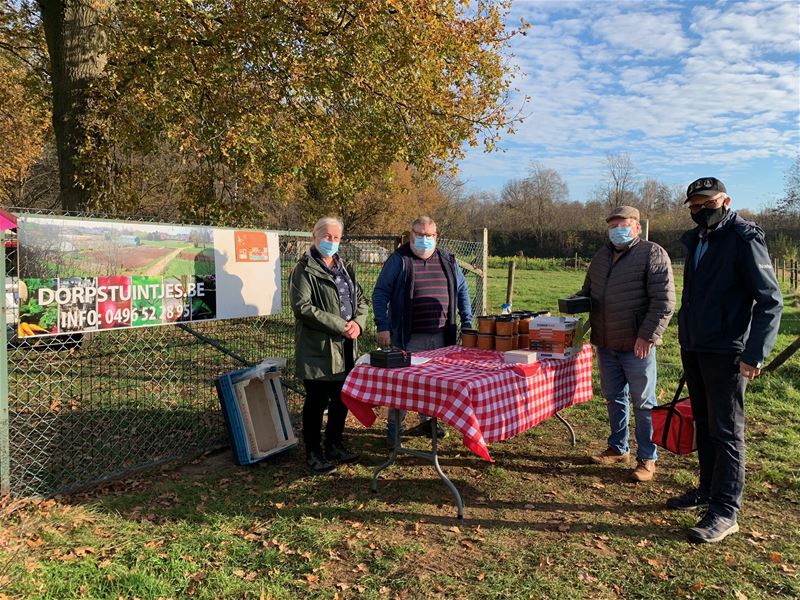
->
[38,0,107,212]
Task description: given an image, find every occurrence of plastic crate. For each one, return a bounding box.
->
[216,359,298,465]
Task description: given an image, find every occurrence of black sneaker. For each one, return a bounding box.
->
[306,451,336,474]
[666,488,709,511]
[407,419,446,439]
[325,442,360,464]
[687,512,739,544]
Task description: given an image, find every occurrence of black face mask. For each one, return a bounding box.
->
[691,206,728,228]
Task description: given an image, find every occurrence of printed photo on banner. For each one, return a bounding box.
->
[12,215,281,337]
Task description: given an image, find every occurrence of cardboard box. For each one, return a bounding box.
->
[530,316,578,344]
[531,316,580,330]
[535,345,579,360]
[216,359,298,465]
[530,328,575,344]
[503,350,538,364]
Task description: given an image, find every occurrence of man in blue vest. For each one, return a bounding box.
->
[670,177,782,543]
[373,216,473,443]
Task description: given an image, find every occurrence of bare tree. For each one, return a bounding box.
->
[602,152,638,210]
[777,155,800,214]
[639,178,673,217]
[526,162,568,241]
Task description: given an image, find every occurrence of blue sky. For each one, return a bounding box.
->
[456,0,800,211]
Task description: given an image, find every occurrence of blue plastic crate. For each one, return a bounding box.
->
[216,359,298,465]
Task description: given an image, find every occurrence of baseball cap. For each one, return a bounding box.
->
[606,206,640,222]
[685,177,727,202]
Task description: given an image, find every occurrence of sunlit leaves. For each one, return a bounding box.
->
[92,0,522,215]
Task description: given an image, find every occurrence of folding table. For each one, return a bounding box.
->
[341,344,594,518]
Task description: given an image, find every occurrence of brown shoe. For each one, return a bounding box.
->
[631,459,656,482]
[591,447,630,465]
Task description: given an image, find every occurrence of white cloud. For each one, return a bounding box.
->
[592,11,690,56]
[460,0,800,207]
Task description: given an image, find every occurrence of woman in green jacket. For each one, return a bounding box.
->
[289,217,369,473]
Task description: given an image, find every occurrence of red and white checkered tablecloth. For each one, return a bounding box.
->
[341,344,594,461]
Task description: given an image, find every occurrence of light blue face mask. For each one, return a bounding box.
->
[413,235,436,253]
[608,226,634,246]
[318,239,339,257]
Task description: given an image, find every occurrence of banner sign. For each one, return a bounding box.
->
[13,215,281,337]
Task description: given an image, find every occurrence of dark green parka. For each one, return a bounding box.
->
[289,253,369,381]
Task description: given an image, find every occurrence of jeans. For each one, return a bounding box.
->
[681,349,747,519]
[596,346,658,462]
[387,331,446,439]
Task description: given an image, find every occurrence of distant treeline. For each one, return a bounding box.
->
[490,229,800,261]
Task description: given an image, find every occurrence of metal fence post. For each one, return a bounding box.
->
[481,228,488,316]
[0,230,9,495]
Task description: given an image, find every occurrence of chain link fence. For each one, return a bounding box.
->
[0,210,486,496]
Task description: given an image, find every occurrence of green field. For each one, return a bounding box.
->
[1,266,798,599]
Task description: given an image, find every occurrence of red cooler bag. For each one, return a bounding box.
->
[651,375,696,454]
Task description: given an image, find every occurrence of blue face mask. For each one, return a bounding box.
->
[318,239,339,257]
[413,235,436,253]
[608,226,634,246]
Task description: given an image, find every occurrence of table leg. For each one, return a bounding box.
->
[370,415,464,519]
[371,410,402,493]
[555,411,577,446]
[430,419,464,519]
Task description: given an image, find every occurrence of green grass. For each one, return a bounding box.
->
[2,265,799,599]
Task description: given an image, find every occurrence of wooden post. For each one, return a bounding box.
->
[506,259,516,307]
[765,336,800,374]
[642,218,649,241]
[574,252,578,270]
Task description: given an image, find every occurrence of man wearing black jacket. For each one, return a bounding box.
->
[669,177,782,543]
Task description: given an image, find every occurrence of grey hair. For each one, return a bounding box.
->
[410,216,436,231]
[312,216,344,237]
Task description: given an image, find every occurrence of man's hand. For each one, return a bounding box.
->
[376,330,391,348]
[634,337,654,359]
[739,361,761,380]
[342,321,361,340]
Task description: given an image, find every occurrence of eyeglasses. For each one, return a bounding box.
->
[412,230,437,238]
[688,195,725,213]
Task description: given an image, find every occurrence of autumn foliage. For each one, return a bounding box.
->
[1,0,524,226]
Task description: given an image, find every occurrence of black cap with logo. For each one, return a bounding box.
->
[685,177,727,203]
